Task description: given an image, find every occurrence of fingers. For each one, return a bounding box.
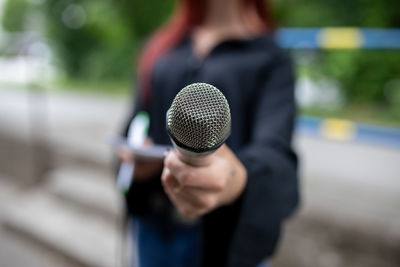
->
[143,137,154,147]
[118,147,134,162]
[162,167,195,218]
[161,167,180,192]
[166,188,216,219]
[117,137,154,162]
[161,144,247,218]
[161,167,217,219]
[163,151,227,190]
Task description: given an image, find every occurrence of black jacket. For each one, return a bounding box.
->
[123,33,299,267]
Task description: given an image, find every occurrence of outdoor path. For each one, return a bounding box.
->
[0,178,83,267]
[0,86,399,267]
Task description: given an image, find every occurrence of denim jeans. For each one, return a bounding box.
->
[131,215,201,267]
[131,215,268,267]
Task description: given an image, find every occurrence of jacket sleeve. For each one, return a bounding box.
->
[228,51,300,267]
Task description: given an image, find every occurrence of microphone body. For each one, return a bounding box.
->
[166,83,231,166]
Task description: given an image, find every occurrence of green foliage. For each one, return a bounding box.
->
[118,0,175,40]
[41,0,128,79]
[38,0,174,81]
[2,0,30,32]
[274,0,400,110]
[2,0,399,113]
[323,51,400,104]
[273,0,400,27]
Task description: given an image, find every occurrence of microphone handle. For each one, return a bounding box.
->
[177,151,211,167]
[171,139,214,167]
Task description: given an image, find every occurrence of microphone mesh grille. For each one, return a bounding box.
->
[167,83,231,151]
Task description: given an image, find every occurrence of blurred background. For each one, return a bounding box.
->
[0,0,399,267]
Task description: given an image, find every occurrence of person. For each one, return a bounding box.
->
[118,0,299,266]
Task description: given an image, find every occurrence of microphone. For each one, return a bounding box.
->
[166,83,231,166]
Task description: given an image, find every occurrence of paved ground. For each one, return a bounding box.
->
[0,86,399,267]
[0,178,81,267]
[296,135,400,236]
[272,136,400,267]
[0,226,77,267]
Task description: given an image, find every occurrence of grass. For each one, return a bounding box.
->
[50,78,132,97]
[1,79,132,97]
[301,104,400,128]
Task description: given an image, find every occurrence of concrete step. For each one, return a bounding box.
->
[0,224,82,267]
[0,87,129,179]
[0,177,81,267]
[2,189,122,267]
[45,166,123,223]
[272,214,400,267]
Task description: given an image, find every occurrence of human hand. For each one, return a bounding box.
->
[117,138,163,182]
[161,144,247,219]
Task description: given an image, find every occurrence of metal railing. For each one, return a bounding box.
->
[276,28,400,49]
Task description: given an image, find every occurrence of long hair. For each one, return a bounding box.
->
[137,0,274,104]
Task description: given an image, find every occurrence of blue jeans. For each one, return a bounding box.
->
[131,215,268,267]
[131,215,202,267]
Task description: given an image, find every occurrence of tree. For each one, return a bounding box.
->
[2,0,30,32]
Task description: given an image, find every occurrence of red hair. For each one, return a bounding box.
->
[137,0,274,104]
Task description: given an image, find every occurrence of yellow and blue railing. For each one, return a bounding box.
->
[297,116,400,148]
[276,28,400,147]
[276,28,400,49]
